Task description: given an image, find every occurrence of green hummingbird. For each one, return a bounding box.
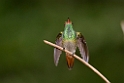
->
[54,18,89,69]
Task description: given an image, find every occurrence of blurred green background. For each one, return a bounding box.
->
[0,0,124,83]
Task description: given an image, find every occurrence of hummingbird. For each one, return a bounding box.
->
[54,18,89,70]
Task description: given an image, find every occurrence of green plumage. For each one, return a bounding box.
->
[54,18,89,69]
[63,23,76,40]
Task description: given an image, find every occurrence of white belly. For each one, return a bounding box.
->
[63,41,77,53]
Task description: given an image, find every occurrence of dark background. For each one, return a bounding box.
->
[0,0,124,83]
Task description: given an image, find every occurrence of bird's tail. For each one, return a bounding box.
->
[66,53,74,70]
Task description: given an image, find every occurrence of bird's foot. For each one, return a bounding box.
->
[63,47,65,51]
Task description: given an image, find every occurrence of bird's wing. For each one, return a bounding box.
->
[76,32,89,62]
[54,32,63,66]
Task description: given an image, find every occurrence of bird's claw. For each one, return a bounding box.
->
[63,47,65,51]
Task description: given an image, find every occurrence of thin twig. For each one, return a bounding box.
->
[43,40,111,83]
[121,20,124,34]
[121,21,124,40]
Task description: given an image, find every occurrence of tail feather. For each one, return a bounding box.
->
[66,53,74,70]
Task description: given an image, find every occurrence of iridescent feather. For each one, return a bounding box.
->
[54,18,89,69]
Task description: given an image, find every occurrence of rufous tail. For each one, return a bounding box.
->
[66,53,74,70]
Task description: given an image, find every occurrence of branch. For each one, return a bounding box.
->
[121,20,124,34]
[43,40,111,83]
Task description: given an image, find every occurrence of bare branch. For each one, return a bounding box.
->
[43,40,111,83]
[121,20,124,34]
